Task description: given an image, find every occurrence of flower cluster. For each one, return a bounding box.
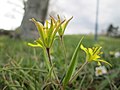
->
[28,16,72,49]
[27,15,112,89]
[80,44,112,66]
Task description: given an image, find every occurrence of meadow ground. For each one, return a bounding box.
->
[0,35,120,90]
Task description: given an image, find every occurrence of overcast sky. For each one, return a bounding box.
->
[0,0,24,30]
[0,0,120,34]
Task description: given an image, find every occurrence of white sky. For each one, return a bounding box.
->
[0,0,120,34]
[0,0,24,30]
[48,0,120,34]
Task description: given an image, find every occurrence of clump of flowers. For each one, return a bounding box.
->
[80,44,112,66]
[28,17,64,49]
[51,15,73,39]
[28,15,112,89]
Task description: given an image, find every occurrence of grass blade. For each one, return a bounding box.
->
[62,37,83,86]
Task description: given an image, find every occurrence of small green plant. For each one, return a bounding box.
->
[28,15,112,89]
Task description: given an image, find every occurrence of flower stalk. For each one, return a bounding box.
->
[69,60,88,83]
[60,36,67,66]
[46,48,52,66]
[46,47,63,89]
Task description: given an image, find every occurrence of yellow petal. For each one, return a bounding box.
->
[99,60,112,67]
[50,15,56,23]
[95,47,102,55]
[36,38,44,46]
[88,48,93,55]
[28,43,42,48]
[30,18,45,44]
[93,55,100,60]
[57,15,61,23]
[80,44,87,53]
[97,61,101,66]
[28,43,42,47]
[80,44,91,61]
[45,20,49,28]
[61,16,73,34]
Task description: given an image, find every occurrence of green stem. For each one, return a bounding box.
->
[59,36,67,86]
[61,36,67,63]
[69,61,88,83]
[46,48,52,66]
[43,49,51,71]
[46,48,64,89]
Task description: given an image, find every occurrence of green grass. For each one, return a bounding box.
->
[0,35,120,90]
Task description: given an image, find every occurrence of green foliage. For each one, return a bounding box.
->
[0,34,120,89]
[63,37,83,86]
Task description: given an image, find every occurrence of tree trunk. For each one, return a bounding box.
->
[20,0,49,39]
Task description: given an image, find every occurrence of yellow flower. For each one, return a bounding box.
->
[28,17,64,49]
[50,15,73,37]
[80,44,112,66]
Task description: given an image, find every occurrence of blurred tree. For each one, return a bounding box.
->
[107,24,119,37]
[20,0,49,39]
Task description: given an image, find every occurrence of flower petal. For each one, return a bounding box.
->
[80,44,90,61]
[97,61,101,66]
[93,55,100,60]
[80,44,88,54]
[88,48,93,56]
[99,60,112,67]
[28,43,42,48]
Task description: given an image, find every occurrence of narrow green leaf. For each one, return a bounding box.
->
[63,37,84,86]
[43,49,51,71]
[46,64,54,82]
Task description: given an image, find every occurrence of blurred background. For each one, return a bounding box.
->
[0,0,120,39]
